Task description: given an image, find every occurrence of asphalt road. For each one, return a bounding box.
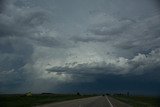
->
[36,96,132,107]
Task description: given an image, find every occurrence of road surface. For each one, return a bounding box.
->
[36,96,132,107]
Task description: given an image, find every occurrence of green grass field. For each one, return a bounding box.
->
[0,94,94,107]
[113,95,160,107]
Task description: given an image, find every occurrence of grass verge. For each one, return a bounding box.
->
[113,95,160,107]
[0,94,94,107]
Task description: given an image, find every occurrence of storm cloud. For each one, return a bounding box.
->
[0,0,160,94]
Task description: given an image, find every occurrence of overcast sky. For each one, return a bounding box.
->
[0,0,160,95]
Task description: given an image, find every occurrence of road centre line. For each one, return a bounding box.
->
[105,96,113,107]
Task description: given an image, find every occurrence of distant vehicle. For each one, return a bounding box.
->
[26,92,32,96]
[102,94,105,96]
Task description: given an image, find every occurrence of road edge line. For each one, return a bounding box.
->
[105,96,113,107]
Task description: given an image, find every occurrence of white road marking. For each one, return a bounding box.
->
[106,96,113,107]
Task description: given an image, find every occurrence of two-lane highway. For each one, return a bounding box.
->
[36,96,132,107]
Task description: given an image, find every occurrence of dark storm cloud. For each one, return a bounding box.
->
[54,73,160,95]
[89,19,133,36]
[71,17,134,42]
[0,38,33,92]
[72,36,108,42]
[30,36,63,47]
[114,15,160,53]
[0,0,5,13]
[71,24,129,42]
[0,1,44,82]
[0,9,47,38]
[0,0,62,92]
[0,0,62,47]
[71,13,160,60]
[154,0,160,7]
[0,0,160,94]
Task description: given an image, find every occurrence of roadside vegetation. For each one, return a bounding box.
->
[0,93,94,107]
[113,95,160,107]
